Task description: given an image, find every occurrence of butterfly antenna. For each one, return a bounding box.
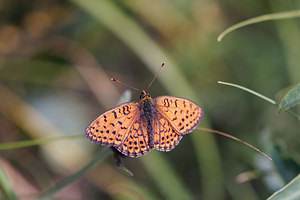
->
[146,62,165,91]
[111,78,140,92]
[196,127,272,160]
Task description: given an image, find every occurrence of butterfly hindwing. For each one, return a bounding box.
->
[153,114,183,151]
[154,96,203,135]
[116,117,151,157]
[85,102,139,147]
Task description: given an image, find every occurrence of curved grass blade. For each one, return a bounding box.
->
[116,163,134,177]
[218,81,300,120]
[0,135,82,150]
[218,81,276,104]
[196,127,272,160]
[0,165,18,200]
[218,10,300,42]
[267,174,300,200]
[39,147,111,199]
[279,83,300,112]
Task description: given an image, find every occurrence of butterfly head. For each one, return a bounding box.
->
[140,90,152,100]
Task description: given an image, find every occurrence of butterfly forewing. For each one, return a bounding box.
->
[154,96,203,135]
[116,118,151,157]
[153,114,183,151]
[85,102,139,147]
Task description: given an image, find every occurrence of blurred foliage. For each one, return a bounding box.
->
[279,83,300,113]
[267,174,300,200]
[0,0,300,199]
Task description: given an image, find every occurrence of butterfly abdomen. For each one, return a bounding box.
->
[140,97,155,149]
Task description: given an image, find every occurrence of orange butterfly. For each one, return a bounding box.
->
[85,63,203,157]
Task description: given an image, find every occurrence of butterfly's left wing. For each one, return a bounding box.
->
[154,96,204,135]
[152,114,183,151]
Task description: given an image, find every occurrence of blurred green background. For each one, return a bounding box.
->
[0,0,300,199]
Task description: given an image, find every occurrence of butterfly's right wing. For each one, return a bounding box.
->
[151,96,203,152]
[154,96,203,135]
[85,102,140,147]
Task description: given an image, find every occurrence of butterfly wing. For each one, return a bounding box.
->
[154,96,204,135]
[153,114,183,151]
[85,102,140,147]
[116,117,152,157]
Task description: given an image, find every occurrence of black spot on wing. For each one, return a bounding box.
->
[163,98,170,107]
[112,111,117,119]
[123,105,130,115]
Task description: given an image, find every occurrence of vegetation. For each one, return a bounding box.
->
[0,1,300,199]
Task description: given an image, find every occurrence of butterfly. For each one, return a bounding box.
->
[85,63,204,158]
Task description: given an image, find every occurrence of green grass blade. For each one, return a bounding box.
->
[218,81,300,120]
[267,174,300,200]
[218,10,300,42]
[218,81,277,104]
[0,165,18,200]
[279,83,300,112]
[39,147,111,199]
[0,135,82,150]
[116,165,134,177]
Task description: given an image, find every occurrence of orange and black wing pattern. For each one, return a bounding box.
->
[153,114,183,151]
[154,96,203,135]
[85,102,139,147]
[116,117,152,157]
